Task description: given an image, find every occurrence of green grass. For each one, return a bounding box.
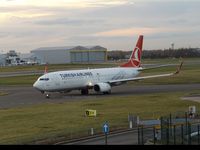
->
[133,62,200,85]
[0,75,40,86]
[0,63,116,72]
[141,57,200,64]
[1,57,198,72]
[0,90,200,144]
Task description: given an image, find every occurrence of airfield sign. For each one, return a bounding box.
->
[103,122,109,134]
[103,122,109,145]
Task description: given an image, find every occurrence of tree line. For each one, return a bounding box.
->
[107,48,200,60]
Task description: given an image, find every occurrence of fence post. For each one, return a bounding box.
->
[105,133,108,145]
[129,120,133,129]
[153,126,156,145]
[188,123,191,145]
[185,112,188,135]
[198,124,200,145]
[138,126,140,145]
[160,117,164,144]
[141,125,144,145]
[91,128,94,136]
[166,118,169,145]
[173,125,176,145]
[181,124,184,145]
[170,113,172,136]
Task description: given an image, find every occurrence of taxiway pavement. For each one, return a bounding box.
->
[0,84,200,109]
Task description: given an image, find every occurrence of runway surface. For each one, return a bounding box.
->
[0,84,200,109]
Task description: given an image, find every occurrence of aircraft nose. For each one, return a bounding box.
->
[33,81,38,88]
[33,81,41,90]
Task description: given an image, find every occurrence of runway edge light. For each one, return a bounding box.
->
[85,109,97,117]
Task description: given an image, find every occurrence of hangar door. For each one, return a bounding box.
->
[70,52,89,63]
[88,51,105,62]
[70,51,105,63]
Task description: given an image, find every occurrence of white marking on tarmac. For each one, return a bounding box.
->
[181,96,200,103]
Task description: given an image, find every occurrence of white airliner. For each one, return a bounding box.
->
[33,35,183,98]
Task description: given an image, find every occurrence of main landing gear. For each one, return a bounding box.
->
[81,89,89,95]
[103,90,111,95]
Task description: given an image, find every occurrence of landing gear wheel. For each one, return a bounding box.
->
[103,90,111,95]
[81,89,89,95]
[41,91,44,94]
[46,93,50,99]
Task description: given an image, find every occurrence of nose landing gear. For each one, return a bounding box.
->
[46,93,50,99]
[43,92,50,98]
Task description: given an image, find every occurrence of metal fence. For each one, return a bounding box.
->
[137,112,200,145]
[29,111,200,145]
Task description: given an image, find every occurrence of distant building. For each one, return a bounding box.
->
[5,50,21,66]
[1,50,35,66]
[0,53,6,66]
[31,46,107,64]
[19,53,40,65]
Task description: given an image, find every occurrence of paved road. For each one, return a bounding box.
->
[63,127,154,145]
[64,121,200,145]
[0,84,200,109]
[65,129,140,145]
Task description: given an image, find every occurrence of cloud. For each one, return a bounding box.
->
[80,0,135,7]
[0,0,200,52]
[93,25,200,38]
[94,27,156,37]
[34,17,104,26]
[0,0,135,8]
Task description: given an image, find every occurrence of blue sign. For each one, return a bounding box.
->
[103,122,109,134]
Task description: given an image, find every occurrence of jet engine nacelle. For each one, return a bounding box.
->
[94,83,111,93]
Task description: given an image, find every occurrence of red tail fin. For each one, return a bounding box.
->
[120,35,143,67]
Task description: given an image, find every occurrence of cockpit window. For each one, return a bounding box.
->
[39,78,49,81]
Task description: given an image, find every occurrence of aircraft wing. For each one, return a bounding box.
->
[138,58,184,71]
[109,61,183,84]
[109,73,174,83]
[137,64,176,71]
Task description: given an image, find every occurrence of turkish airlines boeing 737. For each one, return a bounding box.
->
[33,35,183,98]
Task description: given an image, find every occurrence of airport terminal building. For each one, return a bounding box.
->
[31,46,107,64]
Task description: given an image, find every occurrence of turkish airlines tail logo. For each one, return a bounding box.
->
[120,35,143,68]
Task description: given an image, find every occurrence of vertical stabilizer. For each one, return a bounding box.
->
[120,35,143,67]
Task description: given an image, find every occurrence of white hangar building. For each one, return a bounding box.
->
[31,46,107,64]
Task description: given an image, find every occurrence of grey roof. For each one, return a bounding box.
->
[19,53,35,59]
[31,45,107,52]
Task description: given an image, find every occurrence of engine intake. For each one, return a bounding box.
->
[94,83,111,93]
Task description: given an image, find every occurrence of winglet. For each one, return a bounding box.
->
[174,60,183,75]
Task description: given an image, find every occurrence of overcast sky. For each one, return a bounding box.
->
[0,0,199,53]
